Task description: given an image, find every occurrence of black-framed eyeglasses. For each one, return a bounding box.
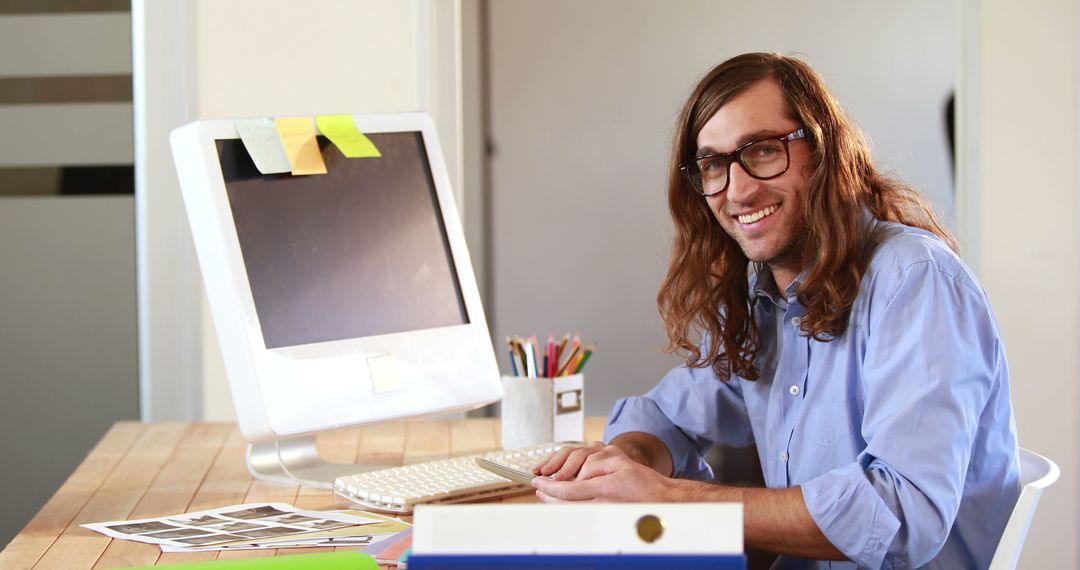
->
[679,128,806,197]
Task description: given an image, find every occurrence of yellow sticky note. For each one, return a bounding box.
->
[368,354,401,394]
[316,114,382,158]
[274,117,328,175]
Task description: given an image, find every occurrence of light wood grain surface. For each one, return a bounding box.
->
[1,417,607,569]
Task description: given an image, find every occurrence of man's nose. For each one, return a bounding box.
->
[725,162,758,204]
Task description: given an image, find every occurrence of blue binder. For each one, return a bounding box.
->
[406,553,745,569]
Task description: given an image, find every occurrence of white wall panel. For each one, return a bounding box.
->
[133,0,200,421]
[193,0,419,118]
[973,2,1078,567]
[0,13,131,76]
[0,103,132,166]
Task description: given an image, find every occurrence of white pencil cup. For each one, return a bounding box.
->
[500,374,585,449]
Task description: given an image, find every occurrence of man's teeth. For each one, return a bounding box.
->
[738,205,778,224]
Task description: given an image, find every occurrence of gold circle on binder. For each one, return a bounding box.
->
[636,514,665,543]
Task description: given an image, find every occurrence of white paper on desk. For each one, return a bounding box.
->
[159,509,412,552]
[157,529,404,552]
[82,502,388,551]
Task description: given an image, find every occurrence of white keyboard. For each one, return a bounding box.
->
[333,442,564,514]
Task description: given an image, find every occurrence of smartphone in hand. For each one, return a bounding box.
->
[475,457,544,485]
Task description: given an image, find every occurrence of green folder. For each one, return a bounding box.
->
[128,551,378,569]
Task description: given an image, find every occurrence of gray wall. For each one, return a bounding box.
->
[487,0,956,415]
[0,6,138,548]
[0,197,138,547]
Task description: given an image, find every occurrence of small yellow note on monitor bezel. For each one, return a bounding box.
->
[316,114,382,158]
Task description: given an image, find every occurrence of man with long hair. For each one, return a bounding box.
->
[532,53,1019,568]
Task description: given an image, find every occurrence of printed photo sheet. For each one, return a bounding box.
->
[82,502,409,551]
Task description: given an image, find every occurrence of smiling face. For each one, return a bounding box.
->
[696,78,812,289]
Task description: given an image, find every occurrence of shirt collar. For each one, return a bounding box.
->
[748,206,880,308]
[750,265,806,307]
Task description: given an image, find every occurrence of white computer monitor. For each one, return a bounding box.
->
[170,113,502,488]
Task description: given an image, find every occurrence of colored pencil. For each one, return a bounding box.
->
[507,338,520,376]
[572,346,594,374]
[505,333,595,377]
[555,345,580,376]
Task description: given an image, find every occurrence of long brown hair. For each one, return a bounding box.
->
[658,52,956,381]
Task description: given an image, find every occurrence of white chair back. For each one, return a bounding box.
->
[988,448,1060,570]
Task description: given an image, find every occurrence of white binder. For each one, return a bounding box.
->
[413,503,742,555]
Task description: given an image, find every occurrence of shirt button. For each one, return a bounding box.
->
[780,451,788,462]
[789,385,800,396]
[790,316,801,327]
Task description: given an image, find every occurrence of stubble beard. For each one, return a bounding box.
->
[727,219,808,273]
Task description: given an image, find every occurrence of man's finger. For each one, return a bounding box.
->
[577,454,625,481]
[540,442,602,478]
[535,489,597,504]
[530,451,556,475]
[553,447,595,480]
[535,447,574,475]
[533,474,602,501]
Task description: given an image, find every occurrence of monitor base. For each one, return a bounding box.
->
[247,437,384,490]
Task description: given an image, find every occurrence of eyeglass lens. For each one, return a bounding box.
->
[693,138,790,195]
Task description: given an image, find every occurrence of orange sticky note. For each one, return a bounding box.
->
[274,117,327,175]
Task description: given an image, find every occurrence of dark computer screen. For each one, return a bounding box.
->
[215,132,468,349]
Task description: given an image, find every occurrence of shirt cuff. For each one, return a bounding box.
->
[801,462,901,569]
[603,396,712,480]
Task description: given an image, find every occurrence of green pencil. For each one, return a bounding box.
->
[572,346,594,374]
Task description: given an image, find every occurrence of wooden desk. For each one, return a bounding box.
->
[1,417,606,569]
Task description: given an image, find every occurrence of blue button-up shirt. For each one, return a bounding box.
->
[605,220,1020,569]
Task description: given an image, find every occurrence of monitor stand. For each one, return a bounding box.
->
[247,437,383,490]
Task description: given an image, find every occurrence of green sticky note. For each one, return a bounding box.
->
[235,118,293,174]
[127,551,377,569]
[316,114,382,158]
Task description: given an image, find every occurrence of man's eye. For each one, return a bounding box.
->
[747,143,781,158]
[700,158,725,172]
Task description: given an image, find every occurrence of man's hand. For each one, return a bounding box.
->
[532,432,674,481]
[532,444,676,502]
[532,441,607,480]
[530,433,846,561]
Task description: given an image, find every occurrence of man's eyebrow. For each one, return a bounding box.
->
[695,129,785,158]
